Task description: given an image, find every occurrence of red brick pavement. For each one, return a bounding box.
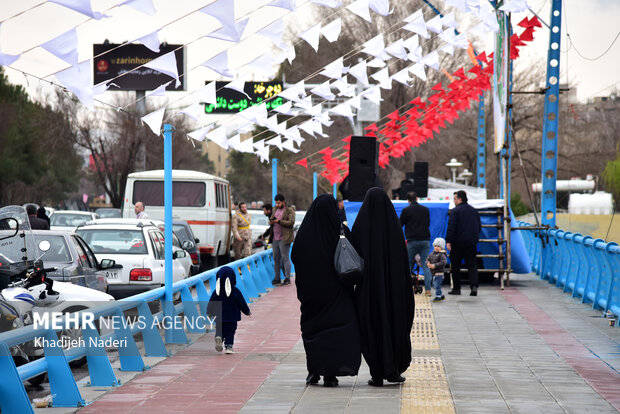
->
[78,283,301,414]
[501,288,620,411]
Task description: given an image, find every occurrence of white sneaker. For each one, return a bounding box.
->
[225,347,234,354]
[215,336,223,352]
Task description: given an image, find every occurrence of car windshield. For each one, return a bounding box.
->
[76,229,147,254]
[172,224,191,242]
[35,235,72,263]
[251,214,269,226]
[51,213,91,227]
[96,209,121,218]
[0,206,40,273]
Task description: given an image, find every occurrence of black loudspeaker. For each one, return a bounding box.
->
[346,136,380,201]
[400,182,416,200]
[413,161,429,197]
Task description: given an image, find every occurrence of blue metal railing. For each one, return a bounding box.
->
[517,221,620,320]
[0,250,277,413]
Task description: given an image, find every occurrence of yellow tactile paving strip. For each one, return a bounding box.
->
[401,293,455,414]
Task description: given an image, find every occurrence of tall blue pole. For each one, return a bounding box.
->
[333,183,337,198]
[163,124,184,344]
[272,158,278,205]
[313,173,317,199]
[541,0,562,227]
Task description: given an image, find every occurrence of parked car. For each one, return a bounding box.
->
[247,209,270,244]
[30,230,114,293]
[75,219,188,299]
[122,169,232,270]
[50,210,99,232]
[148,219,199,276]
[171,220,201,275]
[95,208,122,218]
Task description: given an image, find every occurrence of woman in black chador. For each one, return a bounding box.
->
[291,194,361,387]
[351,188,415,386]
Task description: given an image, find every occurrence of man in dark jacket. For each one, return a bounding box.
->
[446,190,481,296]
[399,192,432,295]
[26,205,49,230]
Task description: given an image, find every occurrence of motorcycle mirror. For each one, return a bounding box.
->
[0,218,19,241]
[38,240,51,252]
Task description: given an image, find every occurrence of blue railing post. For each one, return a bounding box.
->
[83,326,119,386]
[0,343,33,414]
[43,330,85,407]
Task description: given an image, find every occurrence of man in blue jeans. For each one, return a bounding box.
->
[399,191,432,295]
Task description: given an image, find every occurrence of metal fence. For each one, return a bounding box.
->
[0,250,277,413]
[517,221,620,320]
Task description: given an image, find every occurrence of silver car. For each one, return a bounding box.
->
[31,230,114,293]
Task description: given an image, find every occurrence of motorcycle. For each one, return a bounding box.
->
[0,206,115,378]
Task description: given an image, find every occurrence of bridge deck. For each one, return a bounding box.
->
[45,274,620,414]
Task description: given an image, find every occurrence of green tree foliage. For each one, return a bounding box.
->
[602,153,620,206]
[0,70,81,205]
[510,192,530,217]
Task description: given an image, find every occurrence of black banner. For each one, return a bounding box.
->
[93,43,185,91]
[204,81,284,113]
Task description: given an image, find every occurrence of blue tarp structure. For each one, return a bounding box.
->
[344,200,531,274]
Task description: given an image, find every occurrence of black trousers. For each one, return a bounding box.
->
[450,244,478,290]
[217,321,238,347]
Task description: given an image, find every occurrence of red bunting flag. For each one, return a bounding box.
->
[296,158,308,168]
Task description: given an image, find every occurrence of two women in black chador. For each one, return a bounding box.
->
[291,189,415,387]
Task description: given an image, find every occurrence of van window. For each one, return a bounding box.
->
[214,182,229,209]
[133,181,206,207]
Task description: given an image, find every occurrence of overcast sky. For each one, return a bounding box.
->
[1,0,618,107]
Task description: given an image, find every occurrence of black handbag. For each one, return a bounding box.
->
[334,224,364,286]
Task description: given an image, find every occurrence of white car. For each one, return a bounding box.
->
[247,209,270,242]
[75,219,188,299]
[147,219,198,277]
[50,210,99,232]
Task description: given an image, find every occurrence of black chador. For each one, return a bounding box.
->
[351,188,415,386]
[291,195,361,383]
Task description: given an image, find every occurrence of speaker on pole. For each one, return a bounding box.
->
[413,161,429,197]
[341,136,381,201]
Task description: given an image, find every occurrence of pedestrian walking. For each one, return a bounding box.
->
[351,188,414,387]
[291,195,361,387]
[232,202,252,260]
[26,204,49,230]
[207,266,251,354]
[36,206,51,227]
[446,190,481,296]
[427,237,448,302]
[399,191,432,296]
[135,201,150,219]
[269,194,295,285]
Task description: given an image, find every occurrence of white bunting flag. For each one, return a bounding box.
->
[370,67,391,90]
[146,81,172,97]
[321,18,342,43]
[144,52,180,87]
[141,107,166,136]
[268,0,296,11]
[348,60,369,86]
[299,23,322,52]
[206,126,229,149]
[196,81,217,105]
[369,0,391,16]
[347,0,372,23]
[54,60,93,109]
[41,28,79,67]
[179,102,202,122]
[409,63,427,81]
[135,30,160,53]
[310,81,335,101]
[122,0,156,15]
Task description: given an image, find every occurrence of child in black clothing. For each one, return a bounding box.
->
[426,237,448,302]
[207,266,251,354]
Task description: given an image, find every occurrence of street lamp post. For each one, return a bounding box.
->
[458,169,473,186]
[445,158,463,183]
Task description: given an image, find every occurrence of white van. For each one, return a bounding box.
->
[122,170,231,270]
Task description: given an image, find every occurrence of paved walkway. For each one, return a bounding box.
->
[45,273,620,413]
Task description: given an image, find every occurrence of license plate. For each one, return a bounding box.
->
[104,270,119,279]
